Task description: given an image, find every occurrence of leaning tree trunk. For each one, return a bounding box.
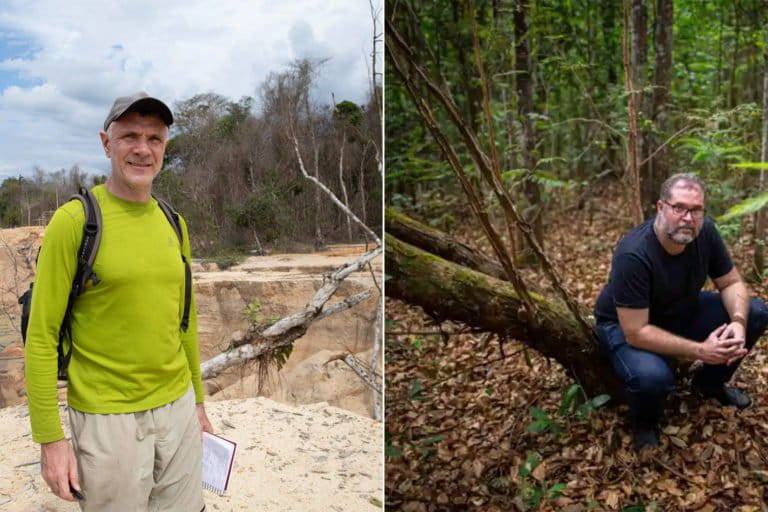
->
[385,228,623,398]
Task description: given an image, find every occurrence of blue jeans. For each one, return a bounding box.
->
[595,292,768,424]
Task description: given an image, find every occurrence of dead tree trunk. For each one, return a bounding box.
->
[303,95,326,251]
[386,232,622,398]
[201,247,380,380]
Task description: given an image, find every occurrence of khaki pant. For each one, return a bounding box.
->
[68,386,205,512]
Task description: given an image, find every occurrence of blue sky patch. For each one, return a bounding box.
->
[0,31,44,91]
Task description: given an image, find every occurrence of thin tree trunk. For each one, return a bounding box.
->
[303,95,325,250]
[728,2,741,108]
[716,2,725,97]
[644,0,673,210]
[338,130,353,242]
[753,23,768,277]
[452,1,481,133]
[514,0,543,248]
[359,142,370,240]
[631,0,651,214]
[624,0,644,225]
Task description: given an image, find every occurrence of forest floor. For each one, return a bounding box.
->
[385,181,768,512]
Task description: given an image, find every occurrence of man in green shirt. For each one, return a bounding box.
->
[25,92,213,510]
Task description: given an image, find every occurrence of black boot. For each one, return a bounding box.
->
[626,390,664,450]
[631,417,660,450]
[693,380,751,409]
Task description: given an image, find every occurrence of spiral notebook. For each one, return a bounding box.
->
[202,432,237,494]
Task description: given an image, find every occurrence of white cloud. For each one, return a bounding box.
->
[0,0,381,178]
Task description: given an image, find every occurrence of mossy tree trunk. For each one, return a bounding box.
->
[385,218,624,398]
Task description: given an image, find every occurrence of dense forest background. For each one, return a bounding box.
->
[386,1,768,511]
[387,0,766,247]
[0,59,382,257]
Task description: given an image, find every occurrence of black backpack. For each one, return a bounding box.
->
[18,187,192,380]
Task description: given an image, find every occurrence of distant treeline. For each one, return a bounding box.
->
[1,59,382,256]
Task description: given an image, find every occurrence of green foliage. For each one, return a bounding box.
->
[207,250,243,270]
[527,384,610,436]
[333,100,364,127]
[225,172,303,245]
[516,451,567,510]
[409,379,426,402]
[243,297,292,369]
[385,429,403,457]
[0,168,93,228]
[519,385,609,508]
[416,434,444,460]
[716,191,768,223]
[387,0,766,249]
[730,162,768,171]
[244,298,264,325]
[272,344,293,371]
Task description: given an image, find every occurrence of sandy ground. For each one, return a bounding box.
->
[0,398,383,512]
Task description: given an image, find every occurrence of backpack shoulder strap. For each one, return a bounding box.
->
[69,186,102,295]
[154,195,183,245]
[58,186,102,380]
[153,194,192,333]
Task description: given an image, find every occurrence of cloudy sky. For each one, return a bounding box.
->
[0,1,381,179]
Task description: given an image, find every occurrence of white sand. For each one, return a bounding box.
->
[0,398,383,511]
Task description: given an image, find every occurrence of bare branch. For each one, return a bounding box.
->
[292,135,382,245]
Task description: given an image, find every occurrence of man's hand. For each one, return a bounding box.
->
[40,438,80,502]
[721,320,747,365]
[721,320,746,344]
[697,323,747,365]
[196,403,214,435]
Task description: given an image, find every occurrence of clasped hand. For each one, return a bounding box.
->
[699,322,747,365]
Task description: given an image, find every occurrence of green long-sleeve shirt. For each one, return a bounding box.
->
[24,185,204,443]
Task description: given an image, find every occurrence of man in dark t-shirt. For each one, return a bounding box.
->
[594,173,768,449]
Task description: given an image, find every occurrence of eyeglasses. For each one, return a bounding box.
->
[663,200,704,219]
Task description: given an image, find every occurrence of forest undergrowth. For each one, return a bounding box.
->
[385,181,768,512]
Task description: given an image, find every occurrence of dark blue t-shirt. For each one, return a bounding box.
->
[594,217,733,333]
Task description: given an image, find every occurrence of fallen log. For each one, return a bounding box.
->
[201,247,381,380]
[385,232,622,397]
[385,207,505,280]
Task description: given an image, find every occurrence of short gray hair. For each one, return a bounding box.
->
[659,173,706,201]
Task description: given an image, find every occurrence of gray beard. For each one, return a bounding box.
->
[667,227,695,245]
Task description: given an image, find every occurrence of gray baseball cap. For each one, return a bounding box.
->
[103,92,174,131]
